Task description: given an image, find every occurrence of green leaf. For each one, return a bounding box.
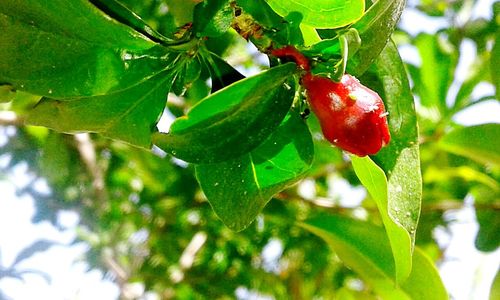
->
[153,63,297,164]
[88,0,177,44]
[237,0,304,46]
[425,166,500,191]
[355,40,422,283]
[27,67,177,148]
[193,0,234,38]
[351,156,413,283]
[491,269,500,300]
[301,215,447,300]
[411,33,458,114]
[347,0,406,76]
[491,31,500,99]
[472,173,500,254]
[265,0,365,29]
[201,51,245,92]
[476,208,500,252]
[0,85,16,103]
[300,24,321,46]
[196,112,314,231]
[400,247,449,300]
[172,56,202,95]
[367,40,421,235]
[439,124,500,166]
[0,0,171,98]
[452,52,490,114]
[39,133,71,185]
[237,0,283,28]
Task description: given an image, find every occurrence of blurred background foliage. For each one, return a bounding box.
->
[0,0,499,299]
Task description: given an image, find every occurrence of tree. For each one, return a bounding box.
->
[0,0,498,299]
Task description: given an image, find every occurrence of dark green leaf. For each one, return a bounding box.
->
[301,215,447,300]
[471,174,500,253]
[476,209,500,252]
[0,0,171,98]
[347,0,406,76]
[265,0,365,29]
[27,67,177,148]
[193,0,233,38]
[153,63,297,163]
[89,0,178,45]
[196,111,313,231]
[439,124,500,166]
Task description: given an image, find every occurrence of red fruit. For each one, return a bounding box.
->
[302,73,391,156]
[271,45,391,156]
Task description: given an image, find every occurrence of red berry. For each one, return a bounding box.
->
[302,73,391,156]
[271,46,391,156]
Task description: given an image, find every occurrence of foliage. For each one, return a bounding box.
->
[0,0,498,299]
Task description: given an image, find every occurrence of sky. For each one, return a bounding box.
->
[1,0,500,299]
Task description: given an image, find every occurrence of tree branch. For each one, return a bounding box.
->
[74,133,108,206]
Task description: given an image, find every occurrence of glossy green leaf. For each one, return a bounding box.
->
[347,0,406,76]
[439,124,500,166]
[266,0,364,29]
[301,215,447,300]
[304,28,361,78]
[89,0,177,44]
[196,112,314,231]
[367,41,421,238]
[355,41,422,283]
[193,0,233,38]
[27,68,177,148]
[153,63,297,164]
[0,0,172,98]
[411,33,458,114]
